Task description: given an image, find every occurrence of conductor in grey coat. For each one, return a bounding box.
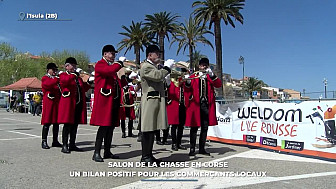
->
[139,45,174,165]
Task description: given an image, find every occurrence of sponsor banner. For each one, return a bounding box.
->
[208,101,336,159]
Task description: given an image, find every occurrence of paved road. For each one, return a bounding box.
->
[1,109,336,189]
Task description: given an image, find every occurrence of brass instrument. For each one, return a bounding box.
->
[124,64,140,74]
[189,70,207,79]
[77,69,94,83]
[170,62,190,87]
[120,87,137,108]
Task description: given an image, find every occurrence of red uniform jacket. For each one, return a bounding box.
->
[166,82,188,125]
[58,72,90,124]
[41,75,60,125]
[185,73,222,127]
[90,58,124,127]
[120,84,136,120]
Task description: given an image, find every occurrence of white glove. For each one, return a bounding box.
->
[129,71,138,79]
[88,76,94,82]
[165,74,171,86]
[198,71,207,79]
[164,59,175,69]
[76,68,83,73]
[184,74,190,79]
[130,91,136,95]
[205,68,214,76]
[118,56,127,62]
[91,71,95,76]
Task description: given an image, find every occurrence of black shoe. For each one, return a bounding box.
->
[52,141,62,147]
[61,144,70,153]
[140,156,154,166]
[177,144,187,150]
[162,141,169,145]
[140,156,160,167]
[122,133,126,138]
[172,144,178,151]
[42,140,50,149]
[128,133,134,137]
[104,151,119,159]
[199,149,211,156]
[69,145,83,152]
[92,153,104,162]
[189,148,196,156]
[156,141,163,145]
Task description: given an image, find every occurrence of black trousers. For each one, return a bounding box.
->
[121,120,133,133]
[190,101,209,150]
[94,97,120,154]
[94,126,115,154]
[141,131,155,159]
[155,129,169,142]
[62,102,82,146]
[171,104,186,145]
[42,123,60,142]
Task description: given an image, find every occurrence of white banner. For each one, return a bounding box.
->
[208,101,336,159]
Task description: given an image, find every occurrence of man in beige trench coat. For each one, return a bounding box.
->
[139,45,174,165]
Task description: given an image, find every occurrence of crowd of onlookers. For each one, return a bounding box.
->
[5,92,43,116]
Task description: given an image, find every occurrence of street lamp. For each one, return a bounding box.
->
[323,78,328,98]
[239,56,245,82]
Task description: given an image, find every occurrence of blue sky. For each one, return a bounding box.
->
[1,0,335,98]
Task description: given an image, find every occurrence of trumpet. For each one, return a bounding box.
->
[76,68,94,83]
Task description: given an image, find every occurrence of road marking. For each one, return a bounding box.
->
[117,170,336,189]
[6,130,39,137]
[0,123,35,125]
[2,118,40,124]
[115,149,336,189]
[78,128,97,132]
[0,137,39,141]
[233,149,336,164]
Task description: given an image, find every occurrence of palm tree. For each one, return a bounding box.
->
[144,11,180,61]
[170,16,213,71]
[241,77,264,99]
[118,21,154,64]
[192,0,245,97]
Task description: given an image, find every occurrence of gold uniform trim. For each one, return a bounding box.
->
[100,88,112,96]
[62,91,70,98]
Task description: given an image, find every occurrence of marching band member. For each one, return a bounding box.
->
[166,62,189,151]
[58,57,91,153]
[41,63,62,149]
[120,71,138,138]
[139,45,174,166]
[90,45,125,162]
[185,58,222,156]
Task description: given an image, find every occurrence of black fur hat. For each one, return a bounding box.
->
[102,45,118,55]
[46,62,58,70]
[65,57,77,65]
[199,58,210,66]
[146,45,161,57]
